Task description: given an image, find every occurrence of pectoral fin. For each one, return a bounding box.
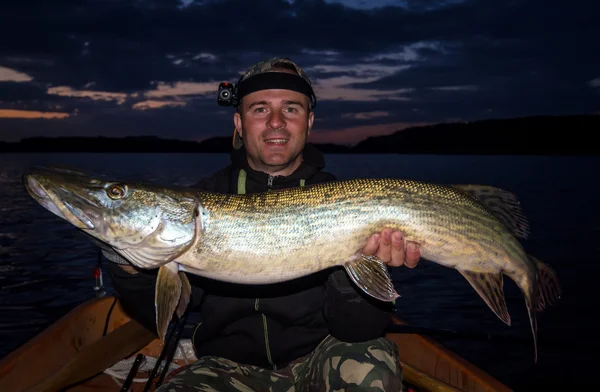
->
[155,262,190,341]
[458,270,511,326]
[343,254,400,302]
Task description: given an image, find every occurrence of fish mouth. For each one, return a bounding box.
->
[25,175,65,220]
[25,173,96,230]
[26,175,51,200]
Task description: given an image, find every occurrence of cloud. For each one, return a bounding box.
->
[309,63,413,101]
[0,0,597,143]
[0,0,490,92]
[324,0,470,11]
[0,109,69,119]
[47,86,129,104]
[365,41,445,63]
[301,49,341,57]
[0,104,232,143]
[144,81,217,98]
[428,85,478,92]
[22,80,217,111]
[341,111,390,120]
[0,66,33,82]
[192,52,218,62]
[132,100,186,111]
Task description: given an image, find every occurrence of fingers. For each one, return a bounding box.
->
[376,228,393,263]
[362,228,421,268]
[362,233,380,256]
[404,241,421,268]
[388,231,405,267]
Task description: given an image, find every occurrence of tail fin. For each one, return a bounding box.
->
[524,256,562,363]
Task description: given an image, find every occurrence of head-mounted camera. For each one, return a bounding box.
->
[217,81,239,107]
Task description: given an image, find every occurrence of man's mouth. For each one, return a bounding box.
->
[264,138,289,145]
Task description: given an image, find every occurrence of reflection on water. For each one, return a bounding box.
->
[0,153,598,390]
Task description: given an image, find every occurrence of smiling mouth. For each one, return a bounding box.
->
[264,138,288,144]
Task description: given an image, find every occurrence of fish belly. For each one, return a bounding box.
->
[176,200,399,284]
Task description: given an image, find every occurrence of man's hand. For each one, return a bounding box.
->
[362,228,420,268]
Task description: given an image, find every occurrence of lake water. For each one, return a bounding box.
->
[0,152,597,390]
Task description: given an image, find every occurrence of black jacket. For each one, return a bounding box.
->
[108,144,394,370]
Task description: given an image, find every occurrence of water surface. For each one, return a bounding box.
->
[0,152,596,390]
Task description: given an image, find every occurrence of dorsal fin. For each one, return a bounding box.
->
[452,184,531,239]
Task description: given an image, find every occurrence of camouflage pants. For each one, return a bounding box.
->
[156,335,402,392]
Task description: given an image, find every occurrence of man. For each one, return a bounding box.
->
[108,57,421,391]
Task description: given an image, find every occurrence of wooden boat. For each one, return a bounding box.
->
[0,296,512,392]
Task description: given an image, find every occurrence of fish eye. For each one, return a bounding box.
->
[106,184,128,199]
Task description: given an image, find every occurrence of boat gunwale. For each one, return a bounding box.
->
[0,296,512,392]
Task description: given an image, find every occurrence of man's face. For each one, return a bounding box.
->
[234,87,314,176]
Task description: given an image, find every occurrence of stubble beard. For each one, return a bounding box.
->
[250,128,307,175]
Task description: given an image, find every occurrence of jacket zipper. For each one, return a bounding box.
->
[263,175,278,369]
[255,298,276,369]
[257,175,276,369]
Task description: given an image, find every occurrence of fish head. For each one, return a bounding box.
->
[24,165,199,268]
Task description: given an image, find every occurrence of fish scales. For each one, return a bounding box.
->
[177,178,523,283]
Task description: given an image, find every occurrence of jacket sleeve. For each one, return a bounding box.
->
[107,260,206,330]
[107,261,160,334]
[324,268,395,342]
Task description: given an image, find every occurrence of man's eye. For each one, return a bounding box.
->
[254,107,266,113]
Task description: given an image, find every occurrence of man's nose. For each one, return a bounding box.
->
[267,110,285,129]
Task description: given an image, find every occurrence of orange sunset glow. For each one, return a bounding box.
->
[0,109,70,119]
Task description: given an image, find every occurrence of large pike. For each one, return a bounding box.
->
[23,166,561,362]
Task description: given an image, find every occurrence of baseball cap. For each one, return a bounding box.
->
[232,57,316,149]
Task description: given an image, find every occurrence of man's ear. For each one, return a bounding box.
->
[234,112,243,138]
[307,111,314,135]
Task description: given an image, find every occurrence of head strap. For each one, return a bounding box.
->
[236,72,317,109]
